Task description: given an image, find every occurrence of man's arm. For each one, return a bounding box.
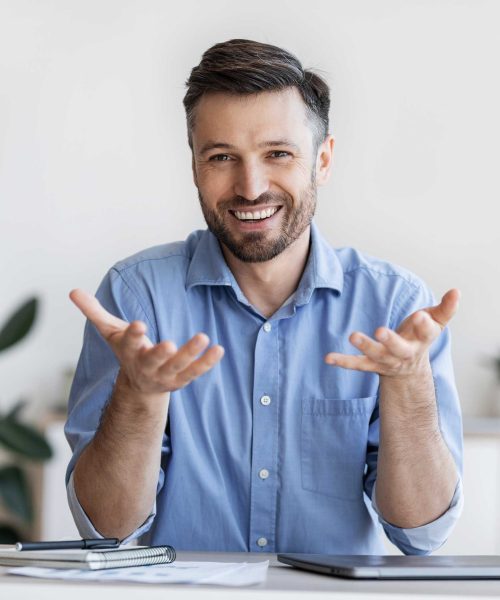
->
[376,361,457,527]
[325,288,461,529]
[69,289,224,540]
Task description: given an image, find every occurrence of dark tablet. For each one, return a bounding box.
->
[277,554,500,579]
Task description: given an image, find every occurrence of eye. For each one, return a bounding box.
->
[208,154,232,162]
[270,151,291,158]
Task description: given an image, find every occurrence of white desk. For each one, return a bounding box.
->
[2,551,500,599]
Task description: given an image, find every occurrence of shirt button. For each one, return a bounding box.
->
[260,395,271,406]
[259,468,270,480]
[263,322,272,332]
[257,537,268,548]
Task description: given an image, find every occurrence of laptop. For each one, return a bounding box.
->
[277,554,500,579]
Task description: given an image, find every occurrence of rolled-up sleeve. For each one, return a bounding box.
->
[66,471,157,543]
[371,478,464,555]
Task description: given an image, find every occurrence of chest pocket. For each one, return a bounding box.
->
[301,396,377,500]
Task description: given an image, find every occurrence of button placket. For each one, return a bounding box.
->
[249,320,279,552]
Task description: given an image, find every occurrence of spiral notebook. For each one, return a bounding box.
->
[0,545,176,570]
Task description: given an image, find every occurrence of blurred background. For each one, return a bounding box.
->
[0,0,499,551]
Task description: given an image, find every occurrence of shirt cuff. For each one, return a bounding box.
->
[371,477,464,555]
[66,470,156,543]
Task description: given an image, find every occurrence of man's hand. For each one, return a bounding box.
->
[324,288,460,379]
[70,289,224,395]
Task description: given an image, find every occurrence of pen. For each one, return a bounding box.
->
[15,538,120,551]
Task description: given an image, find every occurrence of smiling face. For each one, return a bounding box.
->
[191,88,333,263]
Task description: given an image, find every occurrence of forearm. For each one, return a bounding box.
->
[73,370,170,539]
[376,360,458,528]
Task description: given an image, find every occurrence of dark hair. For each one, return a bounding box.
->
[183,39,330,151]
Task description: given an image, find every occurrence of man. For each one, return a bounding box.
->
[65,39,463,555]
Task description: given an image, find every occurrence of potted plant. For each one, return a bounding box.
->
[494,353,500,384]
[0,298,52,543]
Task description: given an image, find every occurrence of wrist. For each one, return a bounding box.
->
[382,353,432,383]
[379,359,438,419]
[113,369,170,415]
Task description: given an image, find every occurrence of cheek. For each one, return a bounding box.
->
[197,168,233,197]
[275,170,311,199]
[276,158,312,183]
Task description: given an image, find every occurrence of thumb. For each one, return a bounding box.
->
[69,289,129,339]
[425,288,461,330]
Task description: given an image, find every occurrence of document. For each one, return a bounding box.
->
[9,559,269,587]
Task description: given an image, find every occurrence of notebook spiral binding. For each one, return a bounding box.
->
[92,545,176,568]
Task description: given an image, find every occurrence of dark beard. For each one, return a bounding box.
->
[198,179,317,263]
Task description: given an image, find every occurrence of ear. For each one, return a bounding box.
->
[191,154,198,188]
[315,135,334,186]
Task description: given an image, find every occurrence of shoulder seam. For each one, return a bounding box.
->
[114,253,190,276]
[343,265,421,289]
[110,267,159,342]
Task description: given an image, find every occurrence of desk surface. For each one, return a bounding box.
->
[2,551,500,599]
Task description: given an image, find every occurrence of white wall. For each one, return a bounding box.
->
[1,0,499,418]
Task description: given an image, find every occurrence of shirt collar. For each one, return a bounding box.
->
[185,221,344,302]
[293,221,344,306]
[185,229,237,289]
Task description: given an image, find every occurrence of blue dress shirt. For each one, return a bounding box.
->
[65,222,463,555]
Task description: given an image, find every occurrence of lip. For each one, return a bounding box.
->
[228,205,283,231]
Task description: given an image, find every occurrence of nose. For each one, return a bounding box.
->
[233,159,270,201]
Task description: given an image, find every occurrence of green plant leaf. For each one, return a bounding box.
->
[0,297,38,353]
[0,524,21,544]
[5,399,27,422]
[0,418,52,460]
[0,465,32,522]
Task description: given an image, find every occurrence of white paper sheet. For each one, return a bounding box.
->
[8,560,269,587]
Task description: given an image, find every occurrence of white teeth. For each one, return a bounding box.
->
[234,207,278,221]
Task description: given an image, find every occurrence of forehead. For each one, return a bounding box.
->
[191,88,313,151]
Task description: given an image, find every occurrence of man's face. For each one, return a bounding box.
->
[191,88,331,263]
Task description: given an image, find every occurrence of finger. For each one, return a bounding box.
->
[173,345,225,388]
[69,289,127,338]
[158,333,210,376]
[425,288,461,330]
[347,332,387,363]
[324,352,379,373]
[374,327,414,359]
[138,340,178,373]
[411,310,441,343]
[119,320,153,361]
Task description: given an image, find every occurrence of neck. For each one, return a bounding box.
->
[221,227,312,319]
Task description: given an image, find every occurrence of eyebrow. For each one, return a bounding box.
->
[199,139,300,155]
